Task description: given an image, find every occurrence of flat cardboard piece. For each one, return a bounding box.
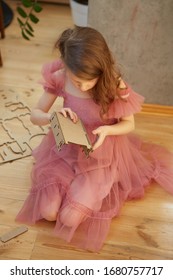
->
[0,226,28,242]
[0,90,49,164]
[50,112,93,156]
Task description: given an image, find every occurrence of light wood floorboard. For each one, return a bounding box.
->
[0,0,173,260]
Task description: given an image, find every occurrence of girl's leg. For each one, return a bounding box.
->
[59,200,102,227]
[40,192,62,221]
[59,170,105,227]
[59,205,85,227]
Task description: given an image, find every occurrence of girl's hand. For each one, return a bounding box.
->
[59,107,78,123]
[92,115,135,150]
[92,126,109,150]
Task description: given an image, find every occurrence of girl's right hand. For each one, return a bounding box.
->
[59,107,78,123]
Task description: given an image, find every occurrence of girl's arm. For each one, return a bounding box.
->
[92,114,135,150]
[30,92,57,126]
[105,115,135,135]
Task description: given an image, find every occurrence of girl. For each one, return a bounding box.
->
[16,27,173,251]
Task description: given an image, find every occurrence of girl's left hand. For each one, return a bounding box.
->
[92,126,109,150]
[59,107,78,123]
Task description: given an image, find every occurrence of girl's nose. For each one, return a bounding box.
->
[80,85,87,91]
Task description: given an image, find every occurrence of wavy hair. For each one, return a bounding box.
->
[55,27,122,116]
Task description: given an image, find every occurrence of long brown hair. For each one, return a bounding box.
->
[55,27,121,116]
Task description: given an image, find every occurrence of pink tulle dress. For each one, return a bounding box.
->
[16,60,173,251]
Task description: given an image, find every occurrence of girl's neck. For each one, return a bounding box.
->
[64,71,92,99]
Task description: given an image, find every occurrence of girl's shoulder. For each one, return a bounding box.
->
[40,59,66,95]
[42,59,64,75]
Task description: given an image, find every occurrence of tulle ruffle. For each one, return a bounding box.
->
[108,86,145,118]
[40,60,65,95]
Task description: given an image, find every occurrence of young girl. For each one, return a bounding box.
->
[16,27,173,251]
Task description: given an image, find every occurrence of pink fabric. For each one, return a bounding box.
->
[16,60,173,251]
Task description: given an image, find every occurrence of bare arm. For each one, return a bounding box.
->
[105,115,135,136]
[92,115,135,150]
[30,92,57,126]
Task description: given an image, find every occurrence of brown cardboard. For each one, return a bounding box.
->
[0,226,28,242]
[0,90,49,164]
[50,112,93,157]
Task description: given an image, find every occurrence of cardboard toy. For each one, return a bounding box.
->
[0,90,49,164]
[0,226,28,242]
[50,112,93,157]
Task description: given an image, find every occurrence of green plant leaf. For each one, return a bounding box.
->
[25,28,34,37]
[17,1,43,41]
[29,13,39,24]
[17,7,27,18]
[22,0,32,8]
[33,4,43,13]
[22,30,30,40]
[17,17,24,27]
[26,22,34,32]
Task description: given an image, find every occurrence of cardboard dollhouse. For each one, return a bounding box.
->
[50,111,93,157]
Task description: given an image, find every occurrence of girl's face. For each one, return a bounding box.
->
[66,69,98,92]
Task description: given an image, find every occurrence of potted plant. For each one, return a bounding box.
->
[70,0,88,27]
[16,0,42,40]
[17,0,89,39]
[3,0,89,42]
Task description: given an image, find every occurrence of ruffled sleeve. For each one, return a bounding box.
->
[108,84,145,118]
[40,59,65,96]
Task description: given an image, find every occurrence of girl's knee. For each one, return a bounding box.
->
[60,206,84,227]
[41,209,58,221]
[40,194,61,222]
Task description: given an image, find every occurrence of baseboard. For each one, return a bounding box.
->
[141,104,173,116]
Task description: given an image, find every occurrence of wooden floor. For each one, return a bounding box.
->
[0,1,173,260]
